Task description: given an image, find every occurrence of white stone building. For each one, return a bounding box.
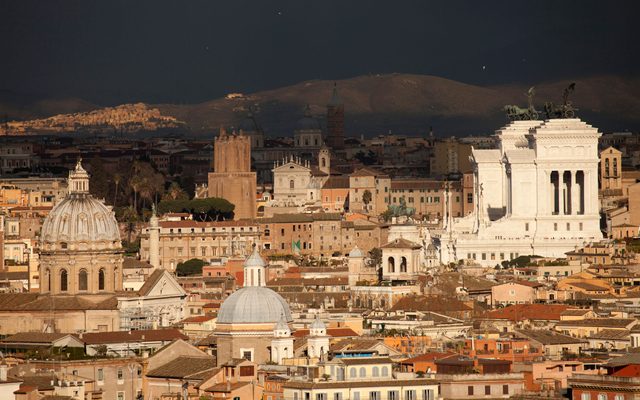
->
[439,119,602,266]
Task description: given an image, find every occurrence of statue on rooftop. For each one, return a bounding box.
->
[544,82,577,119]
[504,86,539,121]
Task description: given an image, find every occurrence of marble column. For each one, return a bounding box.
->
[571,170,580,215]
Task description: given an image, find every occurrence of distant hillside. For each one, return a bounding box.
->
[157,74,640,136]
[3,74,639,136]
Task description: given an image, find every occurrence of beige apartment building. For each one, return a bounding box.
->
[349,168,391,215]
[139,218,261,271]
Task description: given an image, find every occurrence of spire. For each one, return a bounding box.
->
[274,313,291,337]
[329,82,342,106]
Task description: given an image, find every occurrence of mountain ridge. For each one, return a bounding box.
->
[3,74,639,136]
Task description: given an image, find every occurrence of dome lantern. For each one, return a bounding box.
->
[69,158,90,195]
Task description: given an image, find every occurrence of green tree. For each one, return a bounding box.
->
[158,198,235,221]
[163,181,189,201]
[362,189,373,209]
[113,173,122,207]
[89,157,110,200]
[119,207,138,244]
[176,258,207,276]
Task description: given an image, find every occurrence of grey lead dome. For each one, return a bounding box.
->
[217,286,293,324]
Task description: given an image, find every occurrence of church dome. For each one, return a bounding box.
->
[295,105,322,132]
[39,160,121,252]
[239,113,260,133]
[217,286,293,324]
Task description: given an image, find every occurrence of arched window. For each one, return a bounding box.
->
[98,269,105,291]
[78,269,88,291]
[400,256,408,273]
[605,158,610,176]
[290,180,295,189]
[388,257,395,273]
[45,269,51,292]
[359,367,366,378]
[60,269,68,292]
[381,366,389,377]
[350,368,357,378]
[372,366,379,377]
[321,158,326,167]
[613,158,618,176]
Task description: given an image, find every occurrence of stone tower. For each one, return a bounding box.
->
[208,128,257,219]
[318,146,331,175]
[271,314,294,364]
[326,83,344,150]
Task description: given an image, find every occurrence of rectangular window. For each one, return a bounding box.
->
[554,223,558,231]
[581,394,591,400]
[240,366,254,376]
[503,385,509,395]
[485,386,490,395]
[353,393,360,400]
[334,394,343,400]
[567,222,571,231]
[525,222,529,231]
[388,391,399,400]
[579,222,583,230]
[422,390,433,400]
[405,390,416,400]
[481,253,486,260]
[117,368,123,381]
[117,392,124,400]
[316,394,327,400]
[97,368,104,382]
[370,392,381,400]
[467,193,473,203]
[468,386,474,396]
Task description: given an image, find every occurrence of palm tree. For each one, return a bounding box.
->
[113,173,121,207]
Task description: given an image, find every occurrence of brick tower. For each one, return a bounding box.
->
[208,128,257,219]
[326,83,344,150]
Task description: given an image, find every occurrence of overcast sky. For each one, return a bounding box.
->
[1,0,638,104]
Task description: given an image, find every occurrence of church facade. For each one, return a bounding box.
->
[439,119,603,266]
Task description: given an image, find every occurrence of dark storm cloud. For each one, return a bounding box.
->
[0,0,638,105]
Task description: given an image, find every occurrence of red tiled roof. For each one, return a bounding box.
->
[182,315,216,323]
[612,364,640,377]
[159,220,257,228]
[292,328,358,338]
[81,329,187,345]
[486,304,571,321]
[400,351,456,364]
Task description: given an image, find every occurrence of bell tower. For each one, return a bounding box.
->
[326,83,345,150]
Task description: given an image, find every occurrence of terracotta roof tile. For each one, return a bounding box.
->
[146,355,217,379]
[82,329,187,345]
[485,304,571,322]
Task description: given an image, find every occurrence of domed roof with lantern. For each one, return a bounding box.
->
[39,159,121,252]
[217,246,292,325]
